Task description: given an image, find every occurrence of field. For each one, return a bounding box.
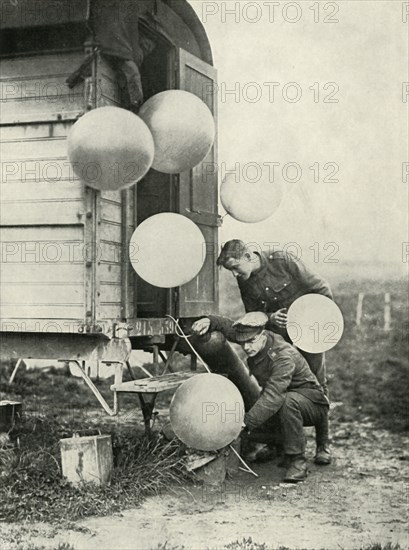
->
[0,278,408,549]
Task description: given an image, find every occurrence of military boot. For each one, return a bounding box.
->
[283,455,308,483]
[315,444,332,465]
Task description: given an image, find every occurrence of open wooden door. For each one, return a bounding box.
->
[173,48,220,317]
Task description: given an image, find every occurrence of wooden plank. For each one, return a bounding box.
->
[0,304,84,318]
[101,200,122,224]
[99,241,122,263]
[0,182,83,201]
[3,283,84,305]
[1,100,84,125]
[1,136,69,160]
[0,122,70,140]
[99,264,121,284]
[0,224,86,321]
[0,198,84,225]
[97,304,122,320]
[98,71,121,104]
[0,53,85,79]
[0,74,82,100]
[100,190,122,204]
[176,48,219,317]
[1,53,86,123]
[99,96,121,109]
[99,284,122,304]
[0,319,85,333]
[111,372,198,393]
[1,159,78,183]
[0,226,85,261]
[96,53,122,107]
[0,263,83,283]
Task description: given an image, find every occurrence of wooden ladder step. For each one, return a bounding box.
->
[111,371,199,393]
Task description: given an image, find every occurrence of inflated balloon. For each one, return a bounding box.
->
[221,173,282,223]
[138,90,215,174]
[287,294,344,353]
[129,213,205,288]
[67,106,154,191]
[170,373,245,451]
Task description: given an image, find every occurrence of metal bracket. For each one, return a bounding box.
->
[69,360,118,416]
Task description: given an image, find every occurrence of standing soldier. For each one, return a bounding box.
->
[216,239,333,465]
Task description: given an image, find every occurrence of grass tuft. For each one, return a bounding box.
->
[0,414,187,523]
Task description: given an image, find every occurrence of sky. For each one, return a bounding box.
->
[190,0,409,279]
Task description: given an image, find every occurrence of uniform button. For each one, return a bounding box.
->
[284,283,287,287]
[265,287,269,291]
[274,297,278,300]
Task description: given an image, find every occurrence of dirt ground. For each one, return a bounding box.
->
[2,417,408,550]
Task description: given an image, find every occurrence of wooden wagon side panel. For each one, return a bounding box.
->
[0,53,85,124]
[0,53,89,332]
[0,225,86,331]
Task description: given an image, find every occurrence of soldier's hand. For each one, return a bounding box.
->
[270,308,288,328]
[191,317,211,335]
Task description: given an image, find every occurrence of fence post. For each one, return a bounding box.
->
[356,292,365,326]
[384,293,391,331]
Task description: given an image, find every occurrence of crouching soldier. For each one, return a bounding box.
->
[192,312,329,483]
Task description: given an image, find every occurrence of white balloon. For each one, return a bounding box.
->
[221,173,282,223]
[170,373,245,451]
[287,294,344,353]
[138,90,215,174]
[67,106,154,191]
[129,213,206,288]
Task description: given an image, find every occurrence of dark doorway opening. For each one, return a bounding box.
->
[135,31,176,318]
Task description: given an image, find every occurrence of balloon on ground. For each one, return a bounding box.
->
[67,106,154,191]
[220,173,282,223]
[287,294,344,353]
[138,90,215,174]
[170,373,245,451]
[129,213,206,288]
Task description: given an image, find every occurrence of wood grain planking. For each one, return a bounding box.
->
[0,263,83,283]
[0,304,85,319]
[0,226,85,262]
[97,304,122,320]
[100,199,122,224]
[0,122,72,140]
[1,136,69,160]
[99,283,122,304]
[99,264,121,284]
[1,199,84,225]
[1,182,83,201]
[0,53,85,79]
[99,240,122,263]
[0,318,85,332]
[3,283,84,305]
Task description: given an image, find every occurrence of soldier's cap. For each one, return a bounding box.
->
[232,312,269,343]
